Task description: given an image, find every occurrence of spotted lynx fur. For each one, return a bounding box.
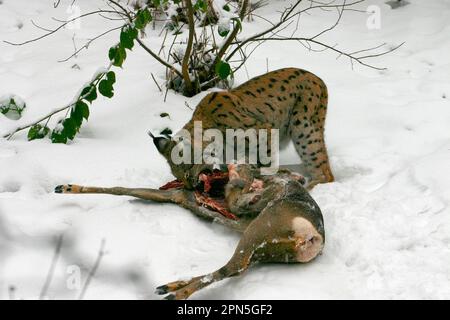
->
[154,67,334,189]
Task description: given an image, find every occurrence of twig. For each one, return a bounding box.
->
[151,73,163,92]
[158,28,169,55]
[59,26,123,62]
[39,235,64,300]
[225,0,402,71]
[225,0,303,62]
[77,239,106,300]
[136,38,183,77]
[226,0,366,62]
[164,86,169,102]
[3,10,117,46]
[71,33,78,59]
[310,0,345,40]
[249,37,404,70]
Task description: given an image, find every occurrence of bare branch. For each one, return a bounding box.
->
[249,37,404,70]
[3,10,118,46]
[310,0,345,40]
[58,26,123,62]
[151,73,163,92]
[226,0,366,62]
[225,0,304,62]
[136,38,183,77]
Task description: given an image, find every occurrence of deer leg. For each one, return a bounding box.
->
[54,184,179,203]
[54,184,249,231]
[155,276,203,295]
[155,217,268,300]
[156,245,254,300]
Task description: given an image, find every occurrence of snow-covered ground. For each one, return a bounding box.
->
[1,0,450,299]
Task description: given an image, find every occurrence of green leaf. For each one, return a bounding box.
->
[0,105,8,115]
[120,26,136,50]
[215,60,231,80]
[129,27,138,40]
[108,45,126,67]
[222,4,231,12]
[51,130,67,144]
[62,118,77,140]
[135,8,152,30]
[77,100,90,120]
[80,85,97,103]
[27,124,50,141]
[99,79,114,98]
[71,100,89,127]
[71,105,83,128]
[194,0,207,12]
[143,8,152,21]
[160,112,170,118]
[231,17,242,33]
[152,0,161,7]
[108,46,117,61]
[106,71,116,84]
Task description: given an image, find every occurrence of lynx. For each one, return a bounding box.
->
[152,67,334,189]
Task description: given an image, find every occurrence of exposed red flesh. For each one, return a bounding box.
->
[194,191,238,220]
[159,179,184,190]
[160,171,237,220]
[199,171,229,193]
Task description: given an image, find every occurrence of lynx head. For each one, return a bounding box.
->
[149,131,212,189]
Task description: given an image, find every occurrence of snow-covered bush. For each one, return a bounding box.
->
[0,95,26,121]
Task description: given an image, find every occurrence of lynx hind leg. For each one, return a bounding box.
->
[289,81,334,187]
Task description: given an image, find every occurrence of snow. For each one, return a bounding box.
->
[1,0,450,300]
